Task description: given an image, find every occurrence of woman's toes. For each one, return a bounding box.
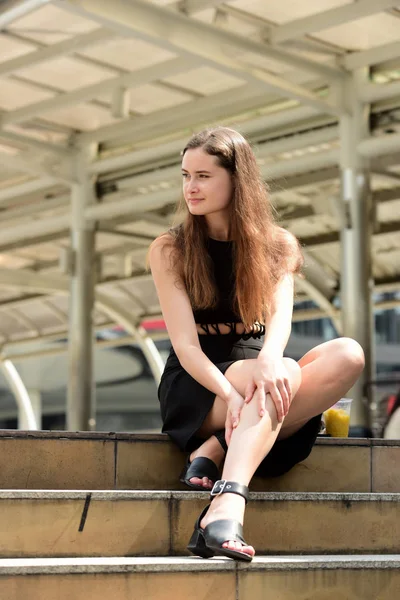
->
[222,541,255,556]
[189,476,213,489]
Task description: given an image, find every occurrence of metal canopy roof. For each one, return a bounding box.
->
[0,0,400,353]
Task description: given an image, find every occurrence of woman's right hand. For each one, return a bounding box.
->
[224,387,245,447]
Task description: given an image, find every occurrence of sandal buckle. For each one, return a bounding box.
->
[210,479,228,497]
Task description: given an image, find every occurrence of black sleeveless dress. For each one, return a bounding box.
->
[158,237,322,477]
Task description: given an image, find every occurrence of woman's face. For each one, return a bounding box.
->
[181,148,233,217]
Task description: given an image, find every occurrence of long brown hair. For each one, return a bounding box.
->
[161,126,303,328]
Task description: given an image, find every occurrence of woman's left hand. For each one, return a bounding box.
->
[244,358,291,422]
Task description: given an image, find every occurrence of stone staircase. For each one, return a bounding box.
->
[0,430,399,599]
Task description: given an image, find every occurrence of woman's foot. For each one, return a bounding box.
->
[200,493,255,557]
[188,435,225,490]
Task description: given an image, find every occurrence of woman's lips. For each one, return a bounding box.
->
[188,198,203,204]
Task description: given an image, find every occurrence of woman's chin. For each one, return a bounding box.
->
[188,205,206,215]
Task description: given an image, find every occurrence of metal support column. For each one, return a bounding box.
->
[0,360,38,430]
[67,148,97,431]
[19,388,42,430]
[339,70,375,433]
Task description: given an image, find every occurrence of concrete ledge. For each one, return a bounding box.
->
[0,431,398,492]
[0,491,400,558]
[1,556,399,600]
[0,490,399,502]
[0,555,400,575]
[0,430,375,444]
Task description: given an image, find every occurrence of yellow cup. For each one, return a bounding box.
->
[324,398,352,438]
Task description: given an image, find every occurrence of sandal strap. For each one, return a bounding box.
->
[203,518,248,549]
[185,457,220,484]
[210,480,249,503]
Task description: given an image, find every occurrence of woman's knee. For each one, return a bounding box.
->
[224,359,257,396]
[283,357,302,394]
[335,337,365,375]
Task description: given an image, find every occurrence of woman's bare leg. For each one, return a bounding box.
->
[187,358,297,490]
[197,337,365,556]
[198,358,301,557]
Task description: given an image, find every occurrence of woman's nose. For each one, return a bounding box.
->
[187,180,199,194]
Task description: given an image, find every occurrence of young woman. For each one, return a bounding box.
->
[149,126,365,562]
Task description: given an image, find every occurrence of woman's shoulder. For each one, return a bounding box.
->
[150,232,174,250]
[275,226,299,248]
[148,233,175,265]
[273,227,303,273]
[149,224,183,252]
[147,231,177,270]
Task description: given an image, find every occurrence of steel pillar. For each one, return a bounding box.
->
[339,70,375,432]
[67,149,97,431]
[19,388,42,430]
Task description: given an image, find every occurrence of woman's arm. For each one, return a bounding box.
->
[243,227,299,422]
[243,274,295,422]
[258,273,294,361]
[149,235,235,404]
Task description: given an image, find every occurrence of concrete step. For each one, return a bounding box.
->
[0,430,399,493]
[1,490,400,558]
[0,555,399,599]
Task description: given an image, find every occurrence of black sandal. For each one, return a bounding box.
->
[179,456,220,491]
[187,479,252,562]
[179,430,227,491]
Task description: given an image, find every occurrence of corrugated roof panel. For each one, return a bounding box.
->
[8,4,99,44]
[0,78,53,110]
[100,83,192,115]
[0,34,34,62]
[315,13,400,50]
[81,38,178,72]
[18,56,116,92]
[41,102,117,130]
[232,0,350,24]
[162,66,245,95]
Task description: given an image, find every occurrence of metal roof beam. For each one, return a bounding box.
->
[1,57,193,126]
[0,130,71,157]
[0,231,69,254]
[241,71,339,115]
[358,131,400,158]
[79,85,272,145]
[373,187,400,203]
[271,0,397,44]
[262,149,339,181]
[294,273,341,333]
[360,80,400,103]
[0,0,51,28]
[0,28,112,78]
[8,307,40,335]
[90,107,330,174]
[175,0,226,14]
[60,0,344,79]
[301,219,400,248]
[0,186,180,249]
[59,0,344,106]
[0,151,73,184]
[345,40,400,70]
[91,105,321,171]
[0,176,59,205]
